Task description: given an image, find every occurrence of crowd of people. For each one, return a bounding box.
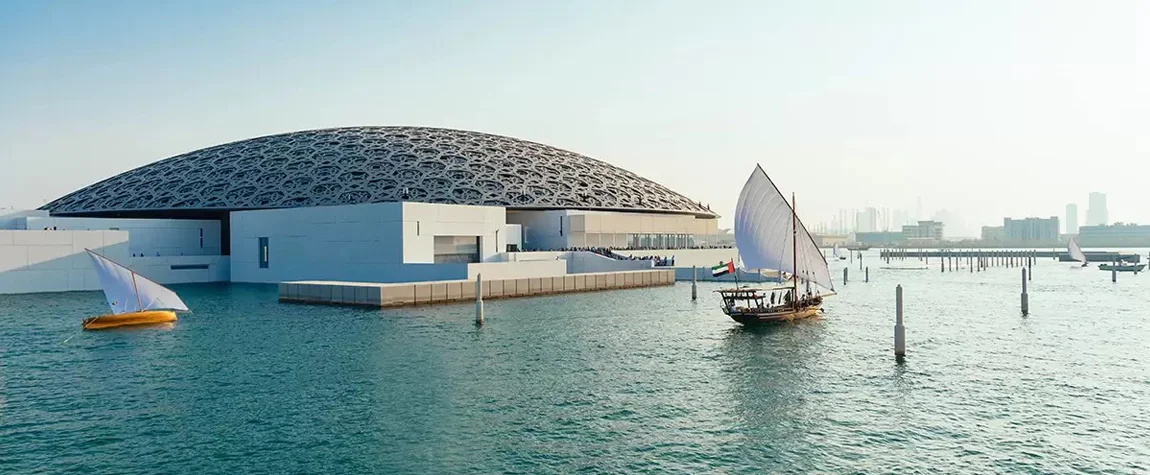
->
[525,246,678,266]
[624,254,675,266]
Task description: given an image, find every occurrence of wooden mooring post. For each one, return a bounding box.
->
[894,284,906,358]
[1021,268,1029,316]
[475,273,485,325]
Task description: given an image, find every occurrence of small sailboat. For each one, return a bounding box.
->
[717,165,834,324]
[83,249,189,330]
[1068,237,1088,267]
[832,243,847,261]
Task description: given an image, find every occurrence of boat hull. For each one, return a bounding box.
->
[725,306,820,324]
[83,310,178,330]
[1098,264,1145,273]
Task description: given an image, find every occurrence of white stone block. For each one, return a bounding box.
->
[26,245,75,270]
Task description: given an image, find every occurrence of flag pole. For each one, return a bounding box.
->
[792,192,798,309]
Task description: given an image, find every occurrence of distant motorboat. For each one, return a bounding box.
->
[82,249,189,330]
[1098,263,1145,274]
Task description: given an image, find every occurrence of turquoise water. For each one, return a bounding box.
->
[2,254,1148,473]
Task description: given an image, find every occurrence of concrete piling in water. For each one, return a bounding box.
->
[866,267,869,282]
[1021,268,1029,316]
[1112,268,1117,283]
[475,273,485,325]
[1028,257,1032,280]
[895,284,906,358]
[843,267,848,285]
[691,266,698,301]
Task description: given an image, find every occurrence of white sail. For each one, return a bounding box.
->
[86,250,189,314]
[1068,237,1087,263]
[734,165,834,291]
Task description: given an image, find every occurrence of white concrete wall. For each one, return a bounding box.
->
[400,202,506,263]
[231,202,405,283]
[565,251,653,274]
[231,202,508,284]
[506,210,568,251]
[22,217,222,257]
[128,256,231,284]
[505,224,523,249]
[500,251,568,262]
[466,260,566,280]
[0,210,49,229]
[0,230,129,294]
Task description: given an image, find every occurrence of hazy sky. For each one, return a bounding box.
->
[1,1,1145,234]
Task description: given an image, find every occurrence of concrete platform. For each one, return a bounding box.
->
[278,269,676,308]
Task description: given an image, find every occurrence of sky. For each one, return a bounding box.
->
[1,0,1145,236]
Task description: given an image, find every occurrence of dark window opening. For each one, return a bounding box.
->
[171,264,210,270]
[259,237,269,268]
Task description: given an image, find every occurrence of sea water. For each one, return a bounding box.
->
[1,253,1147,473]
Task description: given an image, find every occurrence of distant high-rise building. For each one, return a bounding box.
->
[1086,193,1108,226]
[1003,217,1060,243]
[1065,203,1079,234]
[855,207,879,233]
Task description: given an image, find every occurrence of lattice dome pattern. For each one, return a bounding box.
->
[43,127,715,218]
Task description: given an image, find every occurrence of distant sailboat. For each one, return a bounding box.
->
[832,243,846,260]
[716,165,834,324]
[83,249,189,330]
[1068,238,1088,267]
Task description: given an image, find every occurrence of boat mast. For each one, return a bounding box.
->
[792,192,798,308]
[130,271,143,312]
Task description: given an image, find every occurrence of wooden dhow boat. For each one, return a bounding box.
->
[717,165,834,324]
[83,249,189,330]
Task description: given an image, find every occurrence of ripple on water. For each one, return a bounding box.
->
[1,259,1149,473]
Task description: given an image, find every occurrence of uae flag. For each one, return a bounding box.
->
[712,261,735,277]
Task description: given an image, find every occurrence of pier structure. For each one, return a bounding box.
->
[279,269,675,308]
[878,249,1138,263]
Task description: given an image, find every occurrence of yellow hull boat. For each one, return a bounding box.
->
[83,310,178,330]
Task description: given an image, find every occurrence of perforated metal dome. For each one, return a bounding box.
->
[42,126,716,218]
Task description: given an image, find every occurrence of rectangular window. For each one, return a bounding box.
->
[258,237,269,268]
[559,216,563,236]
[200,228,204,248]
[171,264,210,271]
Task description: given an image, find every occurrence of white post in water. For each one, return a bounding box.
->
[895,284,906,357]
[843,267,848,285]
[691,266,698,301]
[1020,268,1028,316]
[475,273,485,325]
